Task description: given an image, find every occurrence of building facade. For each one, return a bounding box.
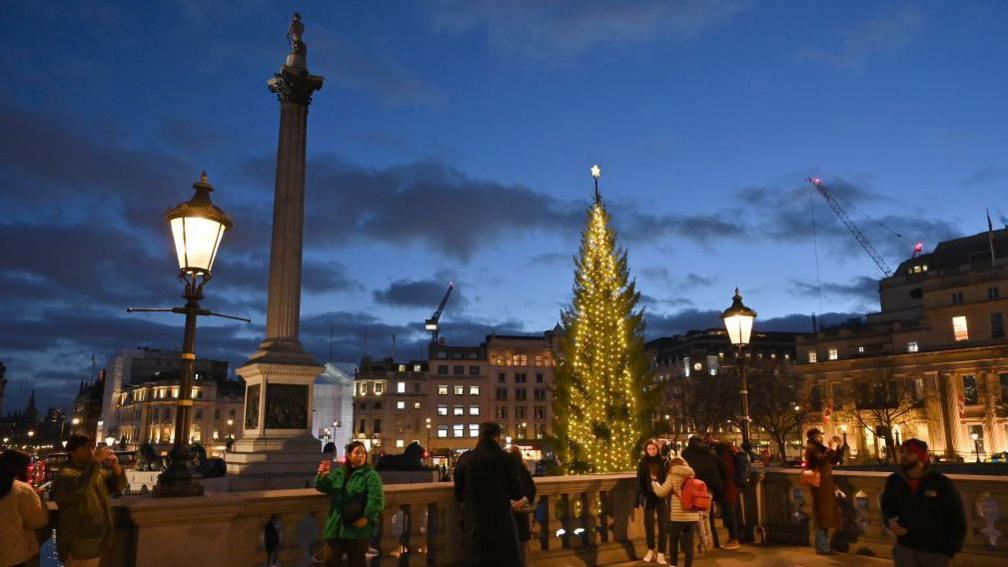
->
[353,331,560,464]
[71,370,105,440]
[797,229,1008,461]
[313,362,356,452]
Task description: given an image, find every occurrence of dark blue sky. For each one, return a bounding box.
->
[2,1,1006,411]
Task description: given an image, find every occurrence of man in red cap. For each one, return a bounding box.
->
[880,438,966,566]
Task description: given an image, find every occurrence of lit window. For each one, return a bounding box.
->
[468,424,479,438]
[437,385,448,395]
[454,405,464,416]
[453,424,464,438]
[953,316,969,342]
[857,345,865,353]
[469,385,480,396]
[437,404,448,416]
[784,353,790,360]
[395,439,404,448]
[374,382,384,395]
[437,425,448,438]
[469,405,480,416]
[828,348,838,361]
[398,364,406,372]
[397,382,406,393]
[808,350,817,363]
[907,341,919,353]
[396,401,405,410]
[413,402,421,410]
[454,385,465,395]
[413,364,421,372]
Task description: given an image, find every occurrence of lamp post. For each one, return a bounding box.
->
[131,171,235,498]
[971,432,981,463]
[425,418,432,464]
[722,288,757,461]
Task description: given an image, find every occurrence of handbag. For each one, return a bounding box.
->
[800,469,821,488]
[339,470,368,527]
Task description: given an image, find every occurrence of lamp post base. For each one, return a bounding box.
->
[154,445,205,497]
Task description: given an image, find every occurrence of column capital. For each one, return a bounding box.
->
[268,67,324,105]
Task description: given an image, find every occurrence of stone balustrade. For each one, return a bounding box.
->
[751,467,1008,566]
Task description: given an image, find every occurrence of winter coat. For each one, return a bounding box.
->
[636,454,669,504]
[880,466,966,557]
[454,439,526,567]
[52,460,127,562]
[316,464,385,540]
[653,458,701,523]
[0,479,49,567]
[512,455,538,542]
[803,440,843,530]
[681,438,726,499]
[717,446,740,503]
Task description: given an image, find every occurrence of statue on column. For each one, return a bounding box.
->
[287,12,306,54]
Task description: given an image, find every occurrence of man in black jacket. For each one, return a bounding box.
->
[682,436,728,548]
[454,422,528,567]
[880,439,966,567]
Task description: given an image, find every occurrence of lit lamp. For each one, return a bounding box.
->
[971,432,981,463]
[425,418,432,463]
[721,288,757,460]
[129,171,238,498]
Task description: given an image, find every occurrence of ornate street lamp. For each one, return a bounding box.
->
[129,171,246,497]
[971,432,981,463]
[722,288,757,461]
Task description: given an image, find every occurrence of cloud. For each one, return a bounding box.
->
[426,0,748,62]
[373,278,462,309]
[644,309,860,339]
[789,276,879,303]
[801,6,924,70]
[961,166,1008,187]
[640,267,717,291]
[528,252,570,266]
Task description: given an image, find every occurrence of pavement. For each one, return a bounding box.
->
[609,546,890,566]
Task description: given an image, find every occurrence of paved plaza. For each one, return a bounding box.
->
[612,547,891,566]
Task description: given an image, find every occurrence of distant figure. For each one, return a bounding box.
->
[0,449,48,567]
[264,513,282,567]
[507,445,537,567]
[881,439,966,567]
[53,434,127,567]
[316,441,385,567]
[454,422,527,567]
[636,439,669,564]
[803,428,844,555]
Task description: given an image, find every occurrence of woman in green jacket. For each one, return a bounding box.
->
[316,441,385,567]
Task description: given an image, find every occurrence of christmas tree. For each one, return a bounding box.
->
[552,165,652,473]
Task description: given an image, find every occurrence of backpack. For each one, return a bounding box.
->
[733,451,751,487]
[680,477,712,512]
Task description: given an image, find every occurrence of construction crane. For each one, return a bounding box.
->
[425,281,455,344]
[807,177,893,277]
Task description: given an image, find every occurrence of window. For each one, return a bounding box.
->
[828,347,838,361]
[469,385,480,396]
[857,345,865,354]
[398,364,406,372]
[536,373,544,383]
[496,388,508,401]
[999,373,1008,403]
[414,382,421,393]
[952,292,964,305]
[374,402,382,410]
[513,354,528,366]
[437,425,448,438]
[437,351,447,359]
[374,382,384,395]
[962,375,979,405]
[907,341,919,353]
[437,404,448,416]
[453,405,464,416]
[515,389,528,401]
[454,385,465,395]
[469,366,480,375]
[468,424,479,438]
[397,382,406,394]
[438,365,449,375]
[437,385,448,395]
[498,373,506,384]
[413,402,421,410]
[515,373,527,384]
[214,409,220,420]
[396,401,406,410]
[516,405,527,419]
[534,389,546,401]
[496,406,508,419]
[534,406,545,419]
[810,384,822,411]
[413,364,422,372]
[453,365,465,375]
[808,350,817,363]
[453,424,464,438]
[373,419,382,434]
[989,287,1000,300]
[469,405,480,416]
[452,352,462,359]
[194,409,203,420]
[535,424,546,439]
[953,316,969,341]
[395,439,404,448]
[992,313,1005,339]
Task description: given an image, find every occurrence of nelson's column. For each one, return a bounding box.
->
[227,14,326,490]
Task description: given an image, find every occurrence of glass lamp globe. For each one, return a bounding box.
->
[721,288,757,346]
[165,171,233,275]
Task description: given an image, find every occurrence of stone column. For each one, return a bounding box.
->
[227,18,326,491]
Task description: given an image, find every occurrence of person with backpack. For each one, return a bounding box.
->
[316,441,385,567]
[803,428,844,555]
[681,436,726,549]
[881,439,966,567]
[636,439,669,564]
[714,442,742,549]
[652,456,705,567]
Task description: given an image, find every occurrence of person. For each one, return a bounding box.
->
[454,422,527,567]
[636,440,669,564]
[1,449,48,567]
[714,442,741,549]
[264,513,282,567]
[881,439,966,567]
[803,428,844,555]
[316,441,385,567]
[52,435,127,567]
[506,445,537,567]
[652,456,700,567]
[681,436,725,549]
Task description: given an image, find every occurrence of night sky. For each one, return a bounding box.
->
[2,1,1006,411]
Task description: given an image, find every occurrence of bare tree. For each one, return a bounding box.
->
[846,365,929,464]
[664,371,736,440]
[748,366,814,462]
